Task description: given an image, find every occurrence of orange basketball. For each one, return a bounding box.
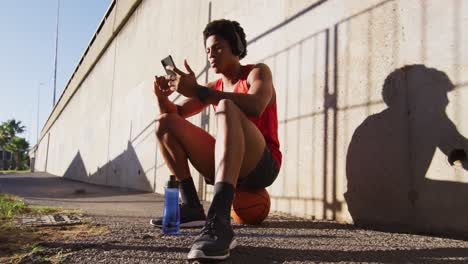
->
[230,188,270,225]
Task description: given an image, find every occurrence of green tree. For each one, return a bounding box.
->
[0,119,29,170]
[0,124,9,147]
[0,119,25,145]
[4,137,29,170]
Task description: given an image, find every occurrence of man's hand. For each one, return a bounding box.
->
[154,75,174,98]
[166,59,200,98]
[153,76,177,114]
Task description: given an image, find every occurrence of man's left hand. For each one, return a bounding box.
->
[166,59,199,98]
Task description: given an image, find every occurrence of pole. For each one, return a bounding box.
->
[52,0,60,106]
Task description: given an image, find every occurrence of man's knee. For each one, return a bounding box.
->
[155,113,177,138]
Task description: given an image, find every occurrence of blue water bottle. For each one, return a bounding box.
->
[162,175,180,234]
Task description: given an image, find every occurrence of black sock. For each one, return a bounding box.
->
[207,182,235,221]
[179,177,201,208]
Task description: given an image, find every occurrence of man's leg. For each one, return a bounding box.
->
[209,98,266,216]
[155,113,216,182]
[155,103,265,189]
[151,113,216,227]
[214,99,266,185]
[188,99,266,260]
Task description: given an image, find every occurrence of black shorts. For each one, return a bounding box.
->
[205,146,279,190]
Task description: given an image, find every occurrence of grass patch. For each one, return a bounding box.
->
[0,194,78,219]
[0,193,27,219]
[0,193,108,263]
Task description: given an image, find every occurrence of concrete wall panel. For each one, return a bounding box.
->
[34,0,468,236]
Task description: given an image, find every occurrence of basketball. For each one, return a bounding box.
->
[230,188,270,225]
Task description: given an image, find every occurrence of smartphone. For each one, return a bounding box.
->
[161,55,176,76]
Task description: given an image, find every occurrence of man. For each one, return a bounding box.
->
[151,19,282,260]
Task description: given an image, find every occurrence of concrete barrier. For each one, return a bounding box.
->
[34,0,468,235]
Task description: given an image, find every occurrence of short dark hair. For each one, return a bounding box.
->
[203,19,247,59]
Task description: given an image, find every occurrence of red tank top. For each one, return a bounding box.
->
[212,64,282,169]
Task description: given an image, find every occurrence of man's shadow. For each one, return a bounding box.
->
[345,65,468,235]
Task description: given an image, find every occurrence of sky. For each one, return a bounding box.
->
[0,0,112,146]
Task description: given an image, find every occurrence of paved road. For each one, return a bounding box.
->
[0,172,163,218]
[2,172,468,263]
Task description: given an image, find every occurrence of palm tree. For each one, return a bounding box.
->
[4,137,29,169]
[6,119,25,135]
[0,119,25,145]
[0,119,29,170]
[0,123,10,147]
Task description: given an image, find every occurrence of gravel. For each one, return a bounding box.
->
[20,213,468,264]
[4,173,468,263]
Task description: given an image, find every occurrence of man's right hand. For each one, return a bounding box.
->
[154,75,177,114]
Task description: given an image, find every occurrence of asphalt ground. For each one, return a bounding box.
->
[2,172,468,263]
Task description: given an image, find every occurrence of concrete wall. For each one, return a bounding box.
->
[35,0,468,236]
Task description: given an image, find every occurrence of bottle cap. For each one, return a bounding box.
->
[166,175,179,188]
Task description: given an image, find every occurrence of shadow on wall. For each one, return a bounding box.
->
[345,65,468,234]
[63,141,152,192]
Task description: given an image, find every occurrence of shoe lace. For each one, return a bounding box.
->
[200,214,218,236]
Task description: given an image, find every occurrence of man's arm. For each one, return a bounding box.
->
[205,63,273,118]
[175,98,206,118]
[175,81,215,119]
[166,61,273,118]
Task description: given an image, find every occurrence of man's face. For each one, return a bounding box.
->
[205,35,237,74]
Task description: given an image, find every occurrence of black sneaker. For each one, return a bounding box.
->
[150,203,206,228]
[187,214,237,260]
